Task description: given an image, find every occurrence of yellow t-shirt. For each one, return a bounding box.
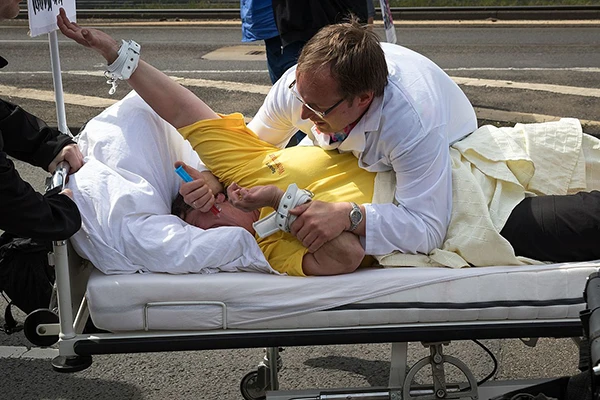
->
[179,113,375,276]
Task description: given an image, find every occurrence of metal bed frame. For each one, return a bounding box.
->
[22,163,589,400]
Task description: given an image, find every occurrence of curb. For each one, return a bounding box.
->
[475,107,600,133]
[13,6,600,21]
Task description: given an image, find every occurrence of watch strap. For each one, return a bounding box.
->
[349,202,362,232]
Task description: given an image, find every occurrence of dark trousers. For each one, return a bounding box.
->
[500,190,600,262]
[264,36,305,85]
[264,36,307,147]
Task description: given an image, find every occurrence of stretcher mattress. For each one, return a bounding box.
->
[86,261,599,332]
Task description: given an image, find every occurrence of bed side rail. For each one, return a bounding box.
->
[582,270,600,396]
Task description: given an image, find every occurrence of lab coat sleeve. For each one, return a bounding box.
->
[363,125,451,255]
[247,68,300,148]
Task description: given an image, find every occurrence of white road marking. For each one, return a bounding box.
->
[0,345,58,360]
[451,76,600,98]
[171,76,270,95]
[0,83,117,108]
[0,70,598,124]
[446,67,600,73]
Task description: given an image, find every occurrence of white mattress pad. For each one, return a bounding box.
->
[86,262,599,332]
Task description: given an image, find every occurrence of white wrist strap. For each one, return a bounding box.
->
[104,40,141,95]
[253,183,313,238]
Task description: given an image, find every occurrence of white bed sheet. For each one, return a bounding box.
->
[68,92,273,275]
[86,261,598,332]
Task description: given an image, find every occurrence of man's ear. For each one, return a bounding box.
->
[356,91,374,107]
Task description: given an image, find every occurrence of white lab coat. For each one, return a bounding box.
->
[248,43,477,256]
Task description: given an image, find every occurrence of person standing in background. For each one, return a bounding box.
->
[241,0,368,86]
[366,0,375,28]
[241,0,294,85]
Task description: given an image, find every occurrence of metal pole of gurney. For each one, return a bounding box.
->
[26,0,77,340]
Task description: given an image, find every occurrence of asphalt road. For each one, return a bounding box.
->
[0,18,599,400]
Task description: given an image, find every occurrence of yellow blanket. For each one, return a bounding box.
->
[374,118,600,268]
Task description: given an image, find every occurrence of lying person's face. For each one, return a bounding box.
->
[0,0,21,20]
[184,195,260,235]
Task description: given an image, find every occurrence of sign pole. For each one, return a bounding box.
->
[27,0,77,135]
[48,30,69,135]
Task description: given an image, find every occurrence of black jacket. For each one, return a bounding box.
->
[272,0,368,47]
[0,55,81,240]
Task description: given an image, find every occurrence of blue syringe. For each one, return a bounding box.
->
[175,165,221,216]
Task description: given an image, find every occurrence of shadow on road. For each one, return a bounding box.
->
[304,356,390,387]
[0,358,143,400]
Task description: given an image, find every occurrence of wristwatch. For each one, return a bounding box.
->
[348,202,363,232]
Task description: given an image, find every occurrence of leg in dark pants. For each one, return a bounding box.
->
[500,191,600,262]
[264,36,306,85]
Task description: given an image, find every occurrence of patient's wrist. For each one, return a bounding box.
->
[103,45,120,64]
[104,40,141,95]
[270,187,284,210]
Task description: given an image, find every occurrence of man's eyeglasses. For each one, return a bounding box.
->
[288,80,345,120]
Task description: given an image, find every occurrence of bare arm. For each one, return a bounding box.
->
[302,232,365,276]
[57,8,217,128]
[227,183,284,212]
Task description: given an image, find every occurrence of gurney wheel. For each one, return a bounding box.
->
[240,371,266,400]
[23,308,59,347]
[51,355,93,373]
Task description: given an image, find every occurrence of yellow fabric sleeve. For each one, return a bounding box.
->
[178,114,376,276]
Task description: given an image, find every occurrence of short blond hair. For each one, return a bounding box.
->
[297,19,388,99]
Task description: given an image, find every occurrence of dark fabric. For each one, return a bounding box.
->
[264,35,305,84]
[272,0,368,47]
[0,99,74,168]
[0,233,54,315]
[500,191,600,263]
[566,372,592,400]
[0,57,81,240]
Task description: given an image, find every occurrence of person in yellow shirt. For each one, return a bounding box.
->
[59,9,600,277]
[174,114,376,276]
[57,9,375,277]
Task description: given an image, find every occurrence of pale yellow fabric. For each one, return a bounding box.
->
[179,114,375,276]
[375,118,600,268]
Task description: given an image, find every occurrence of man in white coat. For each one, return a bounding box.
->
[248,19,478,258]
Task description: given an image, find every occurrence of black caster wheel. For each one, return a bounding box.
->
[52,355,93,373]
[24,308,59,347]
[240,371,266,400]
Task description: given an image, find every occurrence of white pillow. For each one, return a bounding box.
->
[68,92,274,275]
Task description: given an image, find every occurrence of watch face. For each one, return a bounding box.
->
[350,208,362,224]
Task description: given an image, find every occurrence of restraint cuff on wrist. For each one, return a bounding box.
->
[104,40,141,94]
[252,183,313,238]
[106,40,141,79]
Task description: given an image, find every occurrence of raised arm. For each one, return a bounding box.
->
[56,9,217,129]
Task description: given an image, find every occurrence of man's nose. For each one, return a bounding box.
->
[300,104,317,120]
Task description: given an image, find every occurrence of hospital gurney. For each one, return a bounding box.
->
[23,95,599,399]
[25,178,598,399]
